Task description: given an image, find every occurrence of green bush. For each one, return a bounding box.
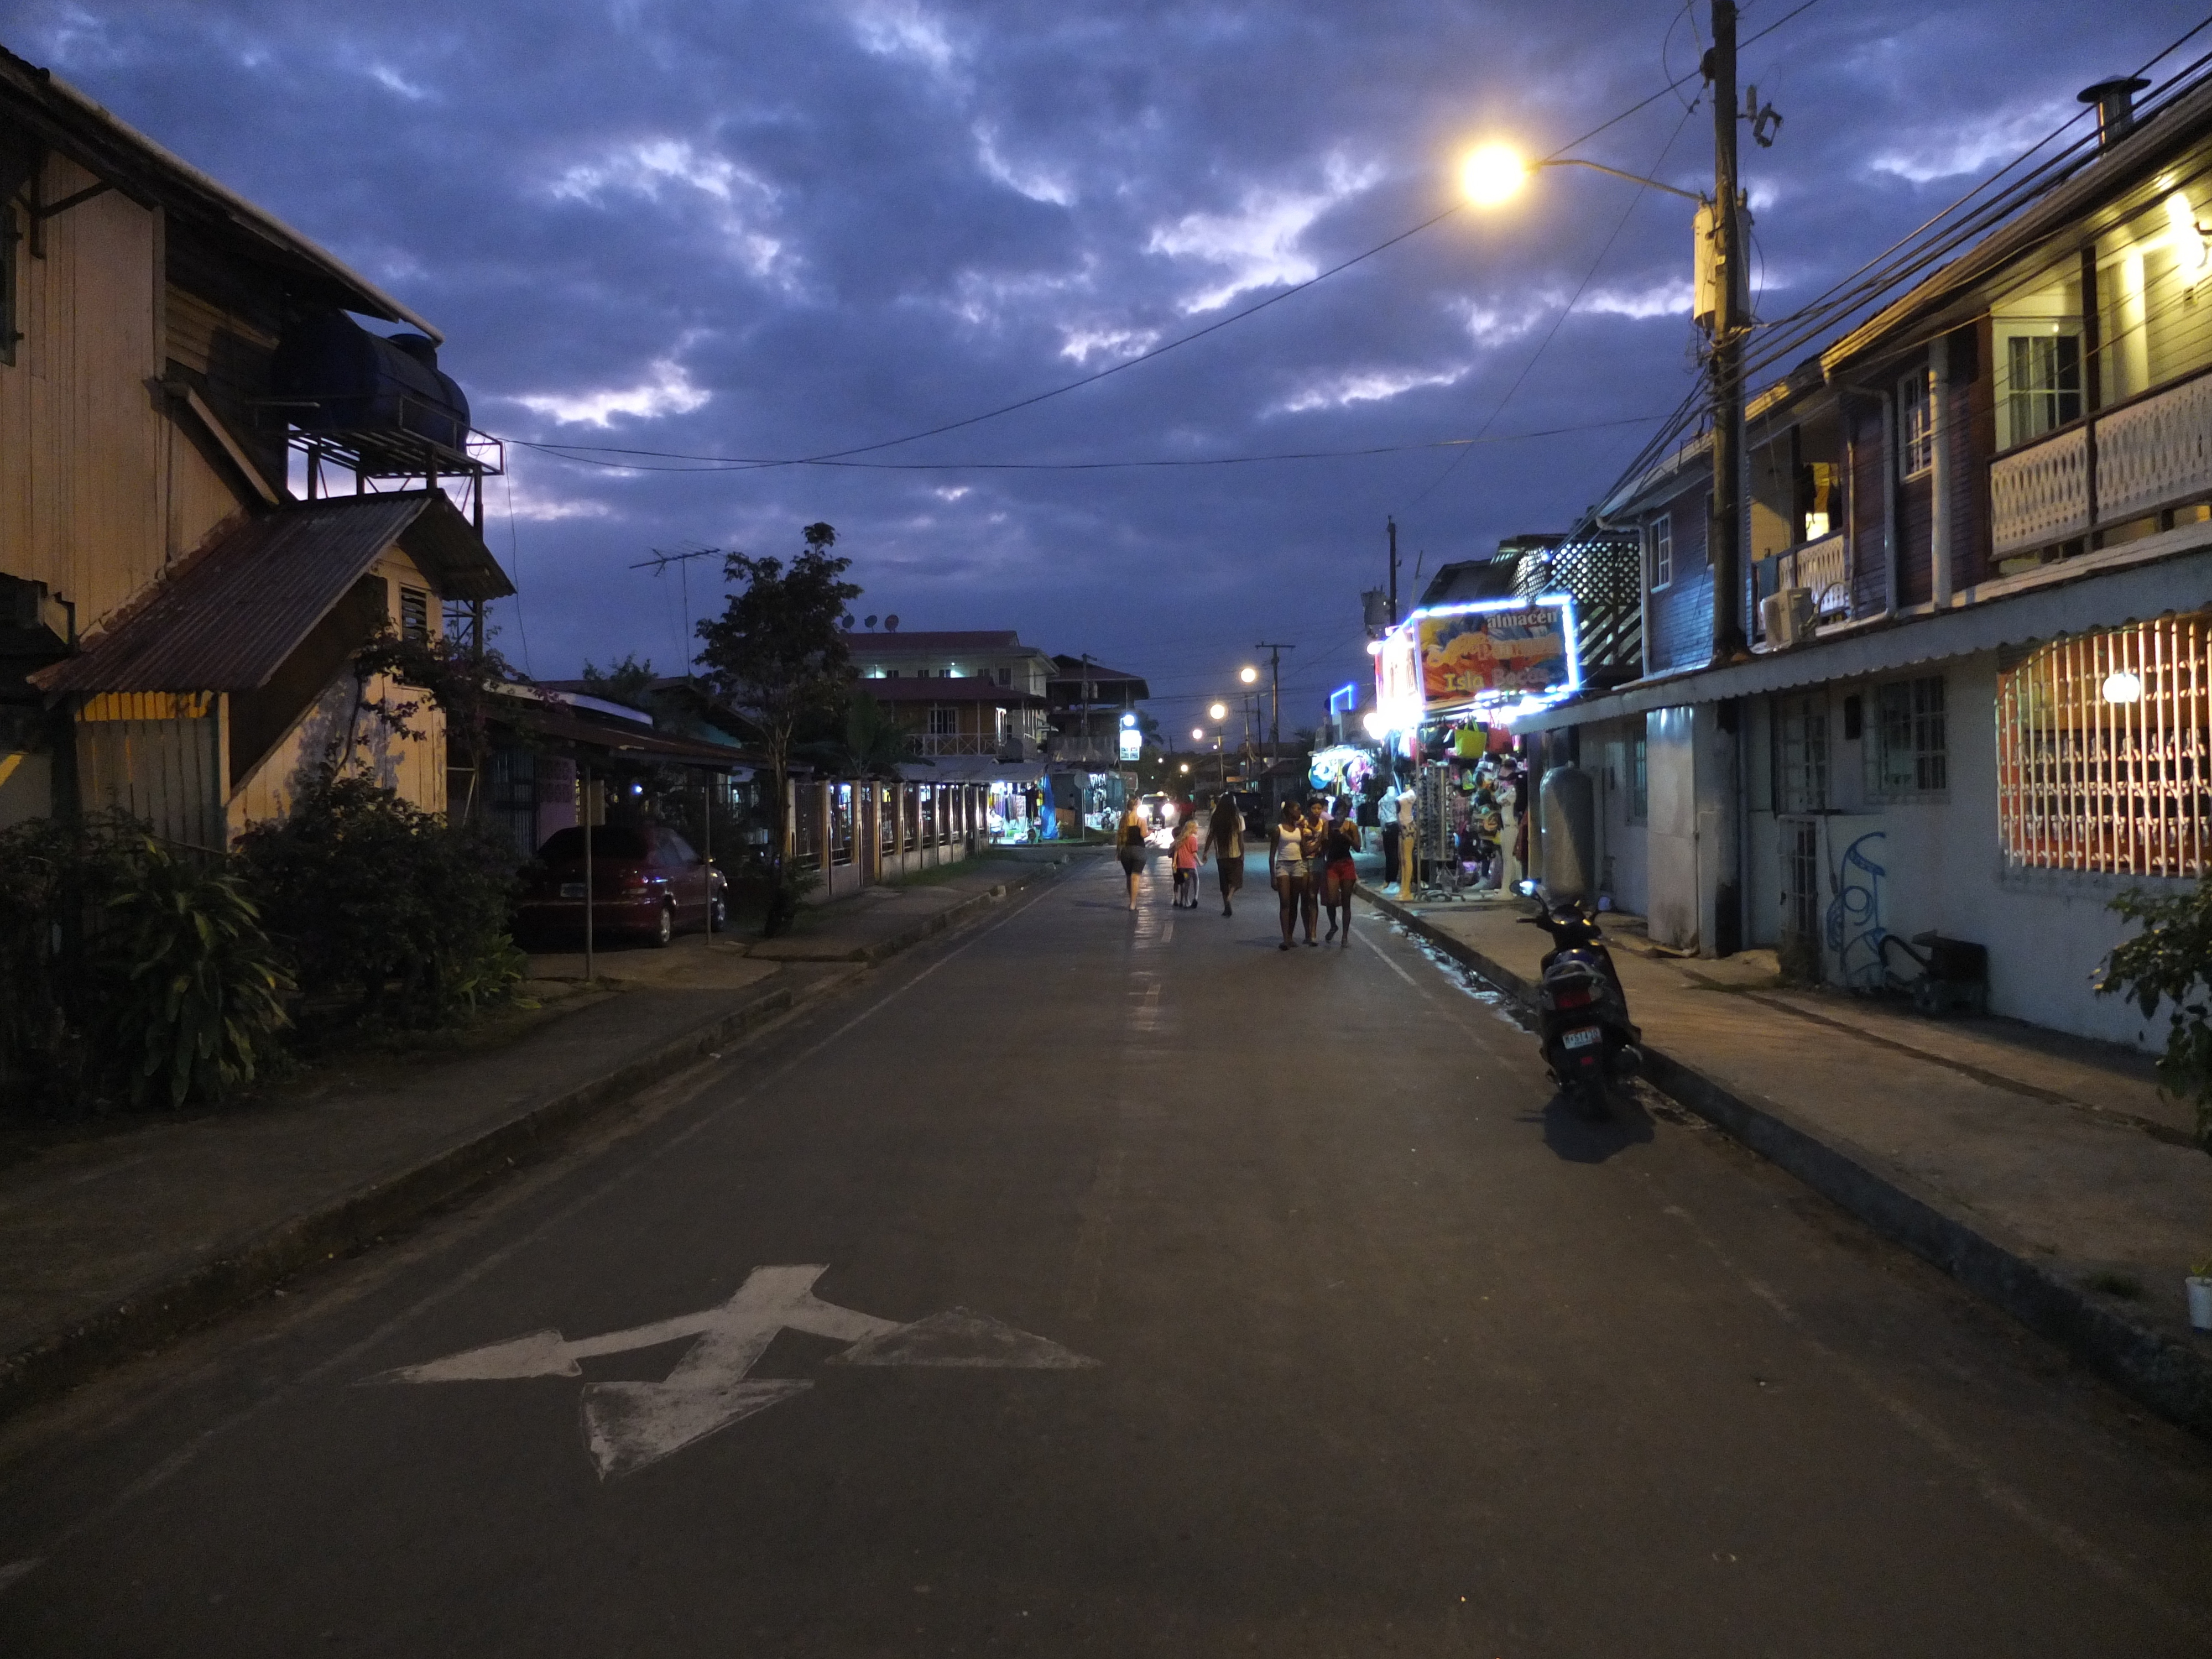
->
[234,769,524,1026]
[2099,880,2212,1154]
[0,815,289,1112]
[0,812,137,1107]
[103,838,291,1109]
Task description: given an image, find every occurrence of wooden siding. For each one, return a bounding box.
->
[1847,400,1888,616]
[1897,474,1933,606]
[0,154,167,633]
[163,281,284,486]
[227,547,447,837]
[75,696,225,852]
[1647,484,1712,672]
[1951,322,1994,591]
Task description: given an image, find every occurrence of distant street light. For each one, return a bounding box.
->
[1208,702,1228,721]
[1192,727,1205,740]
[1239,666,1259,685]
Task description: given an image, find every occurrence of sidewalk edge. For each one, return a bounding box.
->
[1357,883,2212,1441]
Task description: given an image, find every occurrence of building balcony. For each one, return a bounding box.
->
[1752,530,1848,642]
[1991,366,2212,560]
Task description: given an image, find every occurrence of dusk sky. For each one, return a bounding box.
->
[7,1,2206,733]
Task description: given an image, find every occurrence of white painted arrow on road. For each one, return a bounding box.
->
[378,1265,1096,1478]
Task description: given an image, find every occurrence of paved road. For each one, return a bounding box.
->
[4,854,2210,1655]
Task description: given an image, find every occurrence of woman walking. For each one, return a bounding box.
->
[1271,800,1312,950]
[1300,800,1328,945]
[1205,792,1245,917]
[1321,799,1363,945]
[1117,802,1148,911]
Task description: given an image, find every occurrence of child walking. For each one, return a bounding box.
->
[1172,820,1201,908]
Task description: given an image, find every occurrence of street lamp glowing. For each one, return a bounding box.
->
[1239,666,1259,685]
[1208,702,1228,721]
[1460,143,1528,208]
[1192,727,1205,740]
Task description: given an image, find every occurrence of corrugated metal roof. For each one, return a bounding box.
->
[33,492,512,697]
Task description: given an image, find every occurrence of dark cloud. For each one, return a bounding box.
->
[11,0,2204,722]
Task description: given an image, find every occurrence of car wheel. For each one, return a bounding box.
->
[653,902,675,948]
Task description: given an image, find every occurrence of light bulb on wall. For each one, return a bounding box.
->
[2102,670,2144,705]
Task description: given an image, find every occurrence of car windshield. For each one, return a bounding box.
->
[538,827,650,860]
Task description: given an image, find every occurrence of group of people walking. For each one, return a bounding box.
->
[1116,792,1363,950]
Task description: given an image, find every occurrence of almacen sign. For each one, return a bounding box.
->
[1416,596,1578,707]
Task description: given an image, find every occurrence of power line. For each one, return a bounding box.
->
[502,1,1828,479]
[519,412,1670,475]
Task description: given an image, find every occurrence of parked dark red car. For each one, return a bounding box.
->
[516,825,726,947]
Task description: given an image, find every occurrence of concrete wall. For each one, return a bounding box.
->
[1725,651,2165,1048]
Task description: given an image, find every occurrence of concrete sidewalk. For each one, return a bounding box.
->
[1360,881,2212,1436]
[0,849,1076,1422]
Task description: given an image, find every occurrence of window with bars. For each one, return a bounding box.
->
[1775,694,1829,813]
[927,705,958,737]
[1870,676,1947,796]
[399,586,431,643]
[1999,614,2212,877]
[1898,367,1936,478]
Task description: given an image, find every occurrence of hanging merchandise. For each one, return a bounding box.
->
[1308,744,1375,797]
[1451,725,1488,759]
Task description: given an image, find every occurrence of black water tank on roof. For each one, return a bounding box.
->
[272,312,471,458]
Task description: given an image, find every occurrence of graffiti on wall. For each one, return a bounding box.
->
[1824,830,1888,989]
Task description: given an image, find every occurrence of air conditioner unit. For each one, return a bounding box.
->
[1761,586,1816,648]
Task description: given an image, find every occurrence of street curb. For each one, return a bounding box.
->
[1357,883,2212,1442]
[0,855,1073,1426]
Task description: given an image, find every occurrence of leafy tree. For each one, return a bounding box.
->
[580,654,658,713]
[694,523,861,934]
[2099,883,2212,1154]
[352,627,539,820]
[842,686,916,779]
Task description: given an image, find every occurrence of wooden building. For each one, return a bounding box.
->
[0,46,510,846]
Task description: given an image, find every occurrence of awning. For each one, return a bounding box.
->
[492,697,758,770]
[1514,528,2212,731]
[32,492,512,698]
[897,758,1046,786]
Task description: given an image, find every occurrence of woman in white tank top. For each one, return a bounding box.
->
[1271,799,1308,951]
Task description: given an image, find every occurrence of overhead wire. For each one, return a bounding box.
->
[510,0,1829,481]
[1582,13,2212,525]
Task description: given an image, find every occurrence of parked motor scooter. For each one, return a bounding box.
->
[1517,894,1642,1118]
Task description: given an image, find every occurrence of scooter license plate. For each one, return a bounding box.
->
[1562,1026,1603,1050]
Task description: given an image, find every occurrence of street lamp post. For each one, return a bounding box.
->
[1458,0,1749,664]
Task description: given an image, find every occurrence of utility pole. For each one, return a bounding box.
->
[1386,516,1399,625]
[1254,641,1293,765]
[1706,0,1749,663]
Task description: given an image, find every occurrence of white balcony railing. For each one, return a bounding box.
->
[2098,370,2212,524]
[1990,425,2090,555]
[1777,531,1849,615]
[1990,367,2212,556]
